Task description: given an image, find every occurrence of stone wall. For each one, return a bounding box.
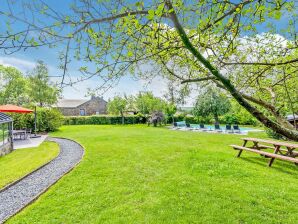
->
[58,97,107,116]
[0,142,13,157]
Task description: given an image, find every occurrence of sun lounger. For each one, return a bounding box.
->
[214,124,223,132]
[233,124,241,133]
[199,124,208,131]
[225,124,233,133]
[173,121,186,129]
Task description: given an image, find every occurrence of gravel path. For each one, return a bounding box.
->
[0,137,84,223]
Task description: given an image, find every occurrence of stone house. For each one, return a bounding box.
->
[56,96,107,116]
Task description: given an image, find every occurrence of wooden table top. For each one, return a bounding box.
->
[12,130,27,133]
[241,137,298,148]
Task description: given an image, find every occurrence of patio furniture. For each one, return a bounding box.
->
[199,124,208,131]
[26,128,32,138]
[13,130,28,140]
[214,124,222,132]
[230,137,298,167]
[233,124,241,133]
[225,124,233,133]
[176,121,186,128]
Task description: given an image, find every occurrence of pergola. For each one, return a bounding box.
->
[0,112,13,156]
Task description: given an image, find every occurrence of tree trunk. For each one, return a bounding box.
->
[121,111,124,125]
[214,114,219,124]
[165,1,298,141]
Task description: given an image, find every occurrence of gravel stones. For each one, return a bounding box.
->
[0,137,84,223]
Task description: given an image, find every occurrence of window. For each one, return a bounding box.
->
[0,123,9,146]
[80,109,86,116]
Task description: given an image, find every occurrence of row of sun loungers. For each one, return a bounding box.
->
[173,121,241,133]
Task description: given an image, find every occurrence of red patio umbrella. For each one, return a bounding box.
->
[0,104,40,138]
[0,104,34,113]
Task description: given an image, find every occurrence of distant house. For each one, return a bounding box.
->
[56,96,107,116]
[286,114,298,129]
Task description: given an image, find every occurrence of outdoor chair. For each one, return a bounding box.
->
[233,125,241,133]
[199,124,208,131]
[225,124,233,133]
[186,123,194,131]
[214,124,223,132]
[173,121,186,130]
[25,128,32,138]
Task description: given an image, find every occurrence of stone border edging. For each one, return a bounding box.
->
[0,137,85,224]
[0,140,62,194]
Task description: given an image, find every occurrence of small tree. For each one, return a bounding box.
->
[0,65,28,105]
[134,92,166,115]
[28,61,59,107]
[164,103,177,124]
[193,88,230,124]
[107,96,127,124]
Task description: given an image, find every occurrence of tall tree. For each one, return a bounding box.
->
[28,61,59,107]
[0,65,28,105]
[0,0,297,139]
[134,92,166,115]
[107,96,128,125]
[193,88,231,124]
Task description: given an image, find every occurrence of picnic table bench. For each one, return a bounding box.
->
[230,137,298,167]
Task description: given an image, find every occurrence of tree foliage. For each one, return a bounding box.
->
[193,88,231,124]
[28,61,60,107]
[134,92,166,115]
[0,65,28,105]
[0,62,59,107]
[107,96,128,124]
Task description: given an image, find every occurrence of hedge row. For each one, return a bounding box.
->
[63,115,147,125]
[10,108,64,132]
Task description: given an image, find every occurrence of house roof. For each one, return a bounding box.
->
[56,99,89,108]
[0,112,13,124]
[286,114,298,121]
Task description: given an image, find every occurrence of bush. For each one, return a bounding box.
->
[63,115,146,125]
[10,108,63,132]
[265,128,284,140]
[173,114,213,124]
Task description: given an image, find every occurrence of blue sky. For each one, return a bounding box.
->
[0,0,171,101]
[0,0,295,104]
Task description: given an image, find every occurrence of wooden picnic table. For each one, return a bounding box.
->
[230,137,298,167]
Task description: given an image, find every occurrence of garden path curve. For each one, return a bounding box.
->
[0,137,84,223]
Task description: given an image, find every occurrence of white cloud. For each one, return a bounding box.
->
[0,56,36,72]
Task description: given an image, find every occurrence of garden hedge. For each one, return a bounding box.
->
[63,115,147,125]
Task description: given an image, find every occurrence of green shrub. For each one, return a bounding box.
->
[63,115,146,125]
[265,128,284,140]
[10,108,63,132]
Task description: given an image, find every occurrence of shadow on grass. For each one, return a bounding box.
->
[239,157,297,176]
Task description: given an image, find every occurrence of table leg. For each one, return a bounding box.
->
[237,140,247,157]
[268,145,280,167]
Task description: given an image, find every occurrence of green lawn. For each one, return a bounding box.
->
[8,125,298,224]
[0,141,59,189]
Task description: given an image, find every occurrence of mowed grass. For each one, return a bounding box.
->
[8,125,298,224]
[0,141,59,189]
